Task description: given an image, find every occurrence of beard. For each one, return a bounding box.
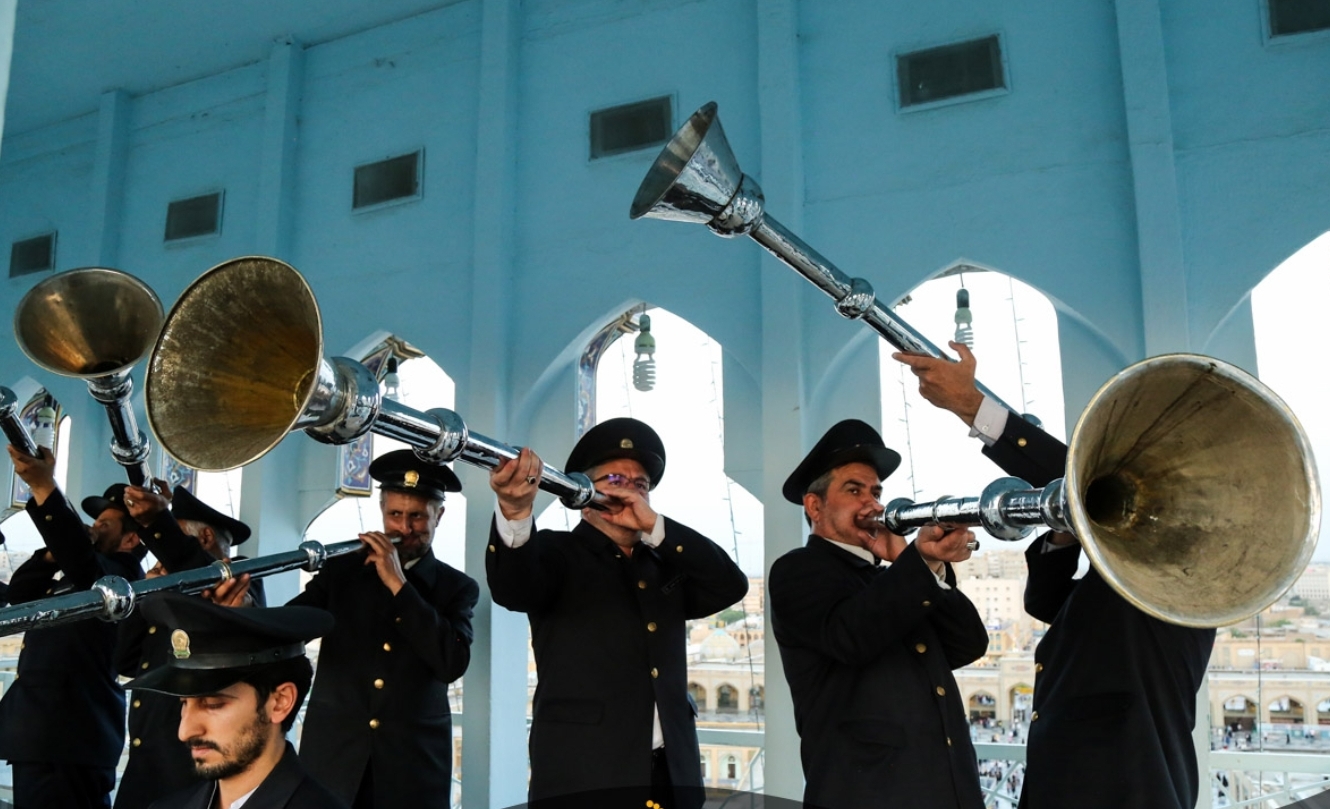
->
[395,532,432,563]
[186,710,270,781]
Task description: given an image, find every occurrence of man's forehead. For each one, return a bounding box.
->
[380,490,439,511]
[832,462,883,486]
[592,457,649,478]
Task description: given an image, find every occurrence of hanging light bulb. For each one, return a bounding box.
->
[632,314,657,392]
[32,404,56,449]
[382,357,402,402]
[954,288,974,348]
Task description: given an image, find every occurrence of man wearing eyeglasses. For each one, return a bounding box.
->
[488,417,749,808]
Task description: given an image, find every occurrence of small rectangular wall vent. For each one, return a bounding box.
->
[590,96,672,160]
[898,35,1005,108]
[1269,0,1330,36]
[9,233,56,277]
[165,192,223,242]
[353,151,422,210]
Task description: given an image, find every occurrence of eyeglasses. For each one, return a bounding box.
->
[593,473,651,493]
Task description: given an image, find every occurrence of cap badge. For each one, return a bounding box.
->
[403,470,419,488]
[171,629,191,660]
[620,439,634,449]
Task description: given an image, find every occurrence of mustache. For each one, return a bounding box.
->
[184,736,221,753]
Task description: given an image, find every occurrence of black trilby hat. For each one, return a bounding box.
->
[171,486,252,546]
[123,592,333,697]
[81,483,130,520]
[369,449,462,502]
[564,417,666,489]
[782,419,902,504]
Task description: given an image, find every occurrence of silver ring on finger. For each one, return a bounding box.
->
[965,539,980,552]
[525,476,538,485]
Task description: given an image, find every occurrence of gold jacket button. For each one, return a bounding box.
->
[651,668,658,679]
[383,642,392,652]
[1017,437,1028,448]
[638,580,647,589]
[374,679,385,689]
[675,545,683,553]
[154,532,162,540]
[369,719,380,730]
[1031,711,1039,721]
[44,515,52,522]
[488,544,496,553]
[148,626,157,635]
[132,738,142,748]
[915,643,927,654]
[395,616,402,624]
[141,661,150,670]
[922,600,932,608]
[1035,663,1044,673]
[935,686,946,697]
[647,622,657,632]
[946,737,953,747]
[132,700,141,709]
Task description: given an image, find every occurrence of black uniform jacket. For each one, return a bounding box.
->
[769,536,988,809]
[115,510,267,809]
[984,413,1216,809]
[0,489,143,768]
[486,516,748,802]
[148,742,348,809]
[288,548,477,808]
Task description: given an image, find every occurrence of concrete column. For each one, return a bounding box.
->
[89,89,131,267]
[1113,0,1190,356]
[459,0,528,806]
[755,0,807,800]
[255,39,305,260]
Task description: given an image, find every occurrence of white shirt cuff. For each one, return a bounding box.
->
[493,504,533,549]
[968,395,1010,447]
[639,515,666,548]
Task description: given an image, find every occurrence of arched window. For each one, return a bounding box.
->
[724,754,739,781]
[688,682,708,712]
[541,306,766,736]
[1,389,72,558]
[716,683,739,713]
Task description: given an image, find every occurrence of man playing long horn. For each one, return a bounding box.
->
[894,343,1216,809]
[0,446,145,808]
[768,419,989,809]
[288,449,478,809]
[487,417,748,808]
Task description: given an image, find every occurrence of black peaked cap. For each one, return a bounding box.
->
[564,417,666,489]
[369,449,461,502]
[782,419,901,504]
[81,483,130,520]
[123,592,332,697]
[171,486,252,546]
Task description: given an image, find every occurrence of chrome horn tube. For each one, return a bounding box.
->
[144,257,609,511]
[879,477,1072,541]
[0,536,376,637]
[0,387,40,458]
[14,268,164,485]
[630,101,1016,414]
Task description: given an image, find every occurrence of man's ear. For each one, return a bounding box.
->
[803,492,822,525]
[198,526,219,555]
[265,682,299,727]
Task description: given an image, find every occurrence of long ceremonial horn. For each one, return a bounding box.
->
[143,257,607,510]
[630,101,1017,413]
[0,536,387,636]
[879,354,1319,628]
[14,268,163,484]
